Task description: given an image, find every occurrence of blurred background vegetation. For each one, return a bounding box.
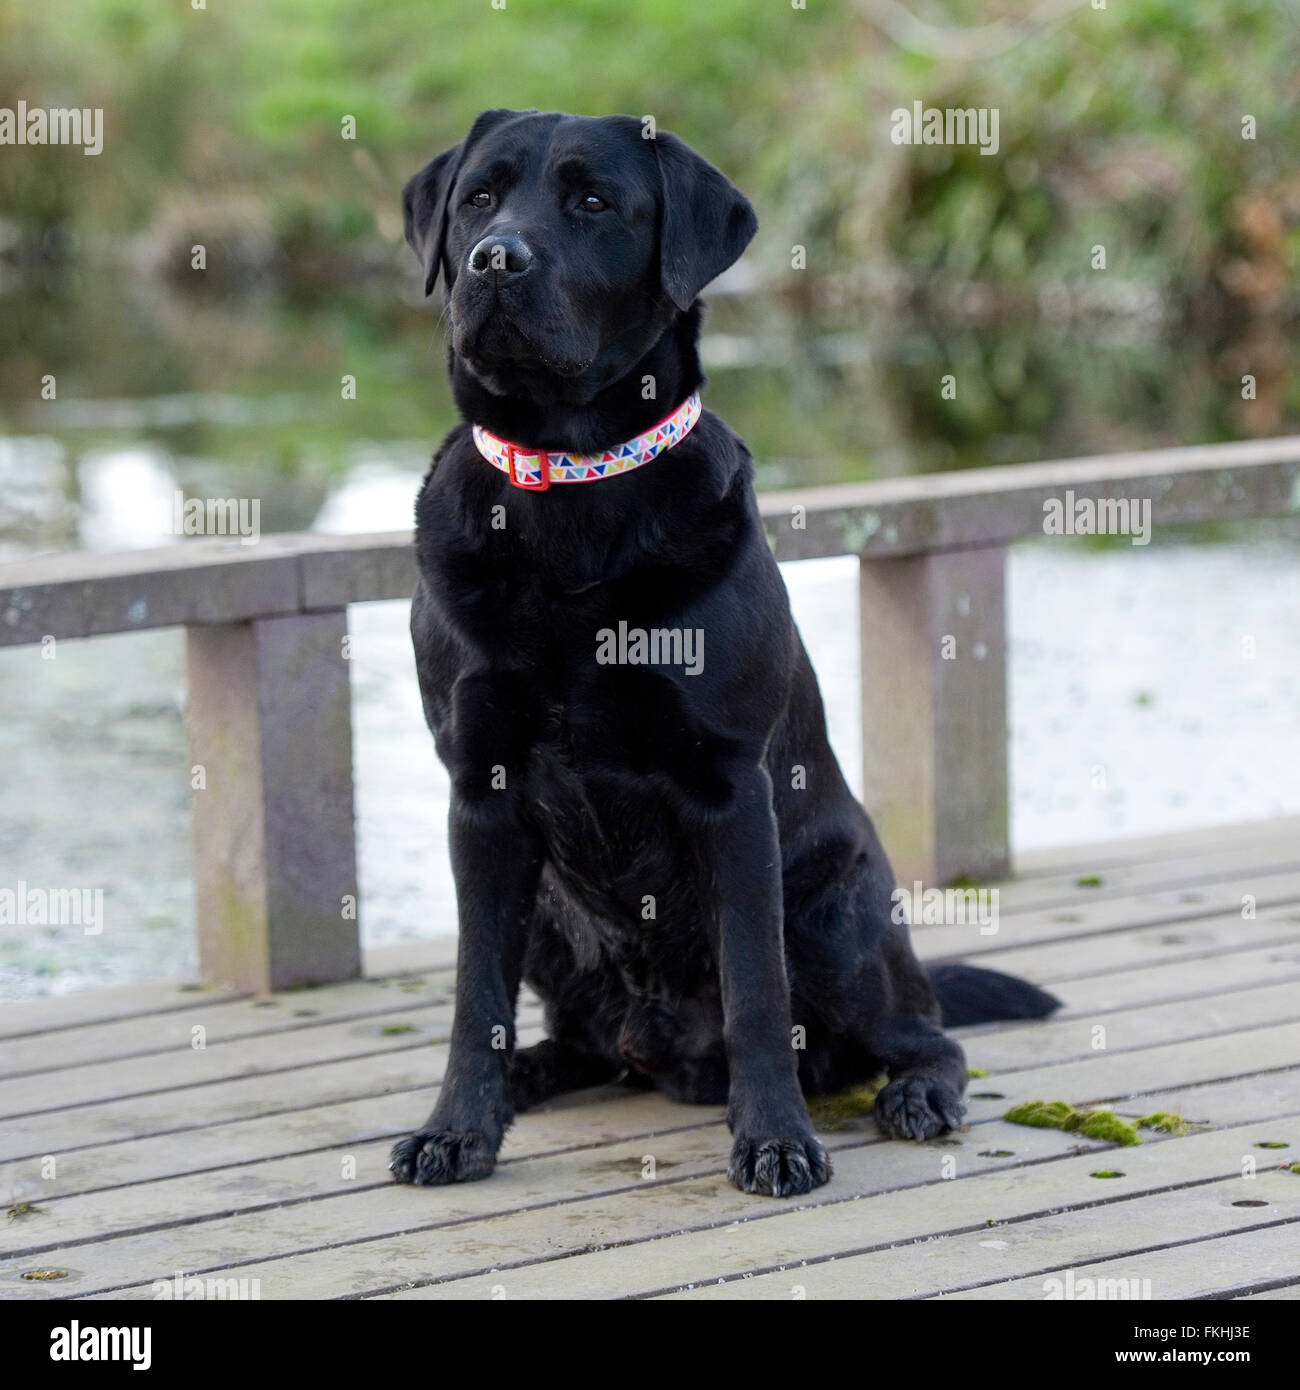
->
[1,0,1297,544]
[2,0,1298,990]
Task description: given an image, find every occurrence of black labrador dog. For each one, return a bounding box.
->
[390,109,1057,1198]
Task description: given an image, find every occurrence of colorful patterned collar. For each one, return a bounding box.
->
[470,392,702,491]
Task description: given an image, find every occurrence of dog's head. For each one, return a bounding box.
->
[403,110,756,404]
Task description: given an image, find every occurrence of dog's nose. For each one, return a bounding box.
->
[467,234,533,278]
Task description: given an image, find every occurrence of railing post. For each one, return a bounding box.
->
[858,546,1009,887]
[185,610,361,992]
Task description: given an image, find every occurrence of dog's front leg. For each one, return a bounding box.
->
[706,764,831,1197]
[390,789,542,1186]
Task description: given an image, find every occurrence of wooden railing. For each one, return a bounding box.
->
[4,435,1298,992]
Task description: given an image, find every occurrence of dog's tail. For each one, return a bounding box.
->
[926,962,1061,1028]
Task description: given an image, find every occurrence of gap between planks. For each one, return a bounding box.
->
[3,818,1294,1040]
[6,878,1298,1083]
[97,1113,1295,1303]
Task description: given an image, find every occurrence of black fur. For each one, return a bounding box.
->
[928,963,1062,1029]
[389,111,1058,1199]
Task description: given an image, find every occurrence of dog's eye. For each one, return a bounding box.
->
[579,193,608,212]
[468,190,492,208]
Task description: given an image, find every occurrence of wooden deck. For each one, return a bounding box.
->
[3,817,1300,1302]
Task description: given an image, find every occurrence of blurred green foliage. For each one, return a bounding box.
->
[3,0,1296,299]
[0,0,1296,490]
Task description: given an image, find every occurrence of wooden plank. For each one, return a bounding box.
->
[1237,1282,1300,1299]
[364,938,458,978]
[0,1091,725,1257]
[1127,1071,1300,1131]
[760,435,1300,562]
[937,1220,1300,1300]
[930,906,1300,985]
[2,812,1297,1303]
[0,980,244,1041]
[1040,943,1300,1017]
[0,998,543,1117]
[29,942,1259,1102]
[15,1123,1094,1300]
[0,972,460,1077]
[7,956,1290,1162]
[41,1113,1296,1303]
[958,1023,1300,1127]
[0,1085,699,1205]
[1013,815,1300,879]
[19,974,1293,1250]
[187,611,361,992]
[14,1054,1274,1227]
[9,1027,1291,1232]
[960,980,1300,1075]
[992,838,1300,914]
[910,870,1300,964]
[0,999,539,1117]
[363,1116,1300,1302]
[660,1168,1300,1299]
[5,1052,1294,1297]
[354,851,1300,987]
[0,911,456,1050]
[356,873,1300,988]
[3,942,1294,1166]
[0,1024,536,1162]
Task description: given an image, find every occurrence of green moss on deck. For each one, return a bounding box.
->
[1137,1111,1206,1137]
[1004,1099,1141,1146]
[807,1079,885,1131]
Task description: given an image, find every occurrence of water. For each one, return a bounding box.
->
[2,278,1298,998]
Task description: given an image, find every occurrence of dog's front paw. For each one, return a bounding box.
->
[728,1132,832,1198]
[389,1128,498,1186]
[874,1077,965,1141]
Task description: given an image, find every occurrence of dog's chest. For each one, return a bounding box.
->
[449,542,725,779]
[522,707,711,919]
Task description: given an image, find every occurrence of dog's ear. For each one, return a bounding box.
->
[402,108,525,295]
[403,146,460,296]
[653,131,758,311]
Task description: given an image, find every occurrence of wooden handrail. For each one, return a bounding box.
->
[4,435,1297,991]
[3,435,1297,645]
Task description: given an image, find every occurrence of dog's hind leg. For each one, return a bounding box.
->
[862,926,970,1138]
[801,902,969,1140]
[870,1015,969,1141]
[507,1038,622,1111]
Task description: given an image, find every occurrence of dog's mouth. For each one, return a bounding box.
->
[450,287,595,383]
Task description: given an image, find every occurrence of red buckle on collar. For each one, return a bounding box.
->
[505,442,550,491]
